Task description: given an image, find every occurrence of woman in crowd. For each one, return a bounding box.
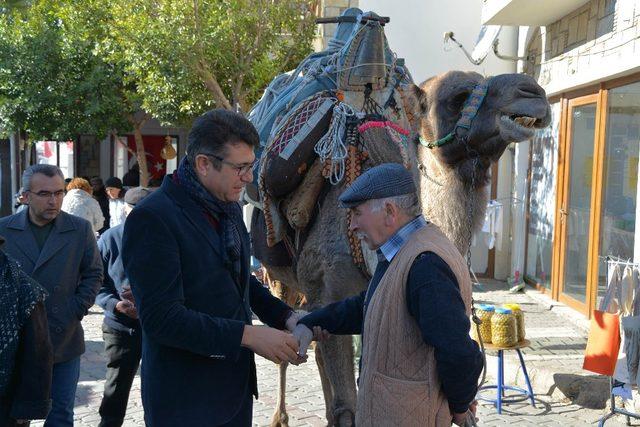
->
[104,177,127,228]
[61,178,105,234]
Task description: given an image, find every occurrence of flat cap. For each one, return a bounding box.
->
[338,163,416,208]
[124,187,152,206]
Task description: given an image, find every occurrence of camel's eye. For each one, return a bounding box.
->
[448,92,469,112]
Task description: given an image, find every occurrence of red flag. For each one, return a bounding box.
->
[43,141,53,158]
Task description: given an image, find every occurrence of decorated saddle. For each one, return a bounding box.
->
[248,8,417,268]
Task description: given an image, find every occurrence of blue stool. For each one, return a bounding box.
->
[477,339,535,414]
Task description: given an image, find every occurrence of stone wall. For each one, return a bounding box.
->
[315,0,360,51]
[524,0,640,95]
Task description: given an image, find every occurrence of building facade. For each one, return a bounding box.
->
[486,0,640,317]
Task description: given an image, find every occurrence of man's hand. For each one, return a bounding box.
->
[241,325,302,365]
[120,284,135,303]
[115,300,138,319]
[313,326,331,342]
[293,324,313,357]
[285,310,307,332]
[452,400,478,426]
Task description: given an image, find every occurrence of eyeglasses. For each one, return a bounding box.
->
[202,153,257,176]
[29,190,65,200]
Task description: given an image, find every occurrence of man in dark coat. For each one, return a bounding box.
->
[0,237,53,427]
[0,164,103,427]
[95,187,153,427]
[90,176,110,234]
[122,109,304,426]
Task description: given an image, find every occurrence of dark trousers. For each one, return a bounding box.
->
[45,357,80,427]
[219,391,253,427]
[98,324,142,427]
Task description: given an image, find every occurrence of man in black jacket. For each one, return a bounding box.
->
[122,109,304,426]
[95,187,152,427]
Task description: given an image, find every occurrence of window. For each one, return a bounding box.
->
[525,102,561,288]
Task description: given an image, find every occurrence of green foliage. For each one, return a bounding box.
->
[0,0,317,139]
[112,0,317,124]
[0,0,132,140]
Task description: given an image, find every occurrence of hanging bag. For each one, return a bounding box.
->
[583,263,622,376]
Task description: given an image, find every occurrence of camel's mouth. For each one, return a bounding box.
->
[498,113,545,141]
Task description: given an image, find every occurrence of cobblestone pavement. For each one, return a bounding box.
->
[30,301,638,426]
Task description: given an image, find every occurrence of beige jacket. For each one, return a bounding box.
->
[356,223,473,427]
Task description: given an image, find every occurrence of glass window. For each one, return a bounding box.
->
[526,102,560,288]
[34,140,74,179]
[597,81,640,301]
[114,136,128,179]
[35,141,57,166]
[563,103,597,303]
[59,141,74,179]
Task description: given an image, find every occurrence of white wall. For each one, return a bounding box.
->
[359,0,517,82]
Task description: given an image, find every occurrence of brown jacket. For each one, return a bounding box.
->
[356,223,472,426]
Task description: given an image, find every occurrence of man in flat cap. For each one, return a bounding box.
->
[95,186,152,427]
[294,163,482,426]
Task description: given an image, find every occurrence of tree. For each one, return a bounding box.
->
[0,0,151,182]
[0,1,130,142]
[0,0,319,185]
[111,0,319,124]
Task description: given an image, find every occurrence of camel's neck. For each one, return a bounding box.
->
[416,147,489,256]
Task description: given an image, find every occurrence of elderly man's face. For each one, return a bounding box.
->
[348,200,389,250]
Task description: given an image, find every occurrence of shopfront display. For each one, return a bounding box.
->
[525,76,640,317]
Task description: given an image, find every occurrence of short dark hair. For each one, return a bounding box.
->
[186,109,259,168]
[22,164,65,191]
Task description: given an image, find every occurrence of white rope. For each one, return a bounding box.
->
[314,102,356,185]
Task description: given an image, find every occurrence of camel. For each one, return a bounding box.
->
[255,70,551,426]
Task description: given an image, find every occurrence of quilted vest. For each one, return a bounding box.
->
[356,223,472,426]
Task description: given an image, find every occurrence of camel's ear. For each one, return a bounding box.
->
[411,84,428,114]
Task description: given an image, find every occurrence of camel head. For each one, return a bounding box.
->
[412,71,551,188]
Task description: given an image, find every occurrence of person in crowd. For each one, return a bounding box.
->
[147,177,163,188]
[90,177,111,234]
[122,164,139,187]
[0,236,53,427]
[96,187,153,427]
[104,177,127,229]
[13,189,27,213]
[122,109,305,426]
[0,164,103,427]
[293,163,483,426]
[62,177,105,234]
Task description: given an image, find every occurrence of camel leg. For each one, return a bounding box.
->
[270,361,290,427]
[316,336,357,426]
[314,342,335,425]
[265,273,301,427]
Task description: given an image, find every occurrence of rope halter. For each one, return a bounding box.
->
[419,78,490,150]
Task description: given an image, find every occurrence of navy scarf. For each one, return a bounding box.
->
[177,157,244,280]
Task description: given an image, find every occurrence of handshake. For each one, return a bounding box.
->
[241,311,329,366]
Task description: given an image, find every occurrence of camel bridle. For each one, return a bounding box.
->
[418,78,490,150]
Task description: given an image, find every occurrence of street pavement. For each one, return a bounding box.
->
[31,281,640,426]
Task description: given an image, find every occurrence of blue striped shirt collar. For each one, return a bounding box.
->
[378,215,427,262]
